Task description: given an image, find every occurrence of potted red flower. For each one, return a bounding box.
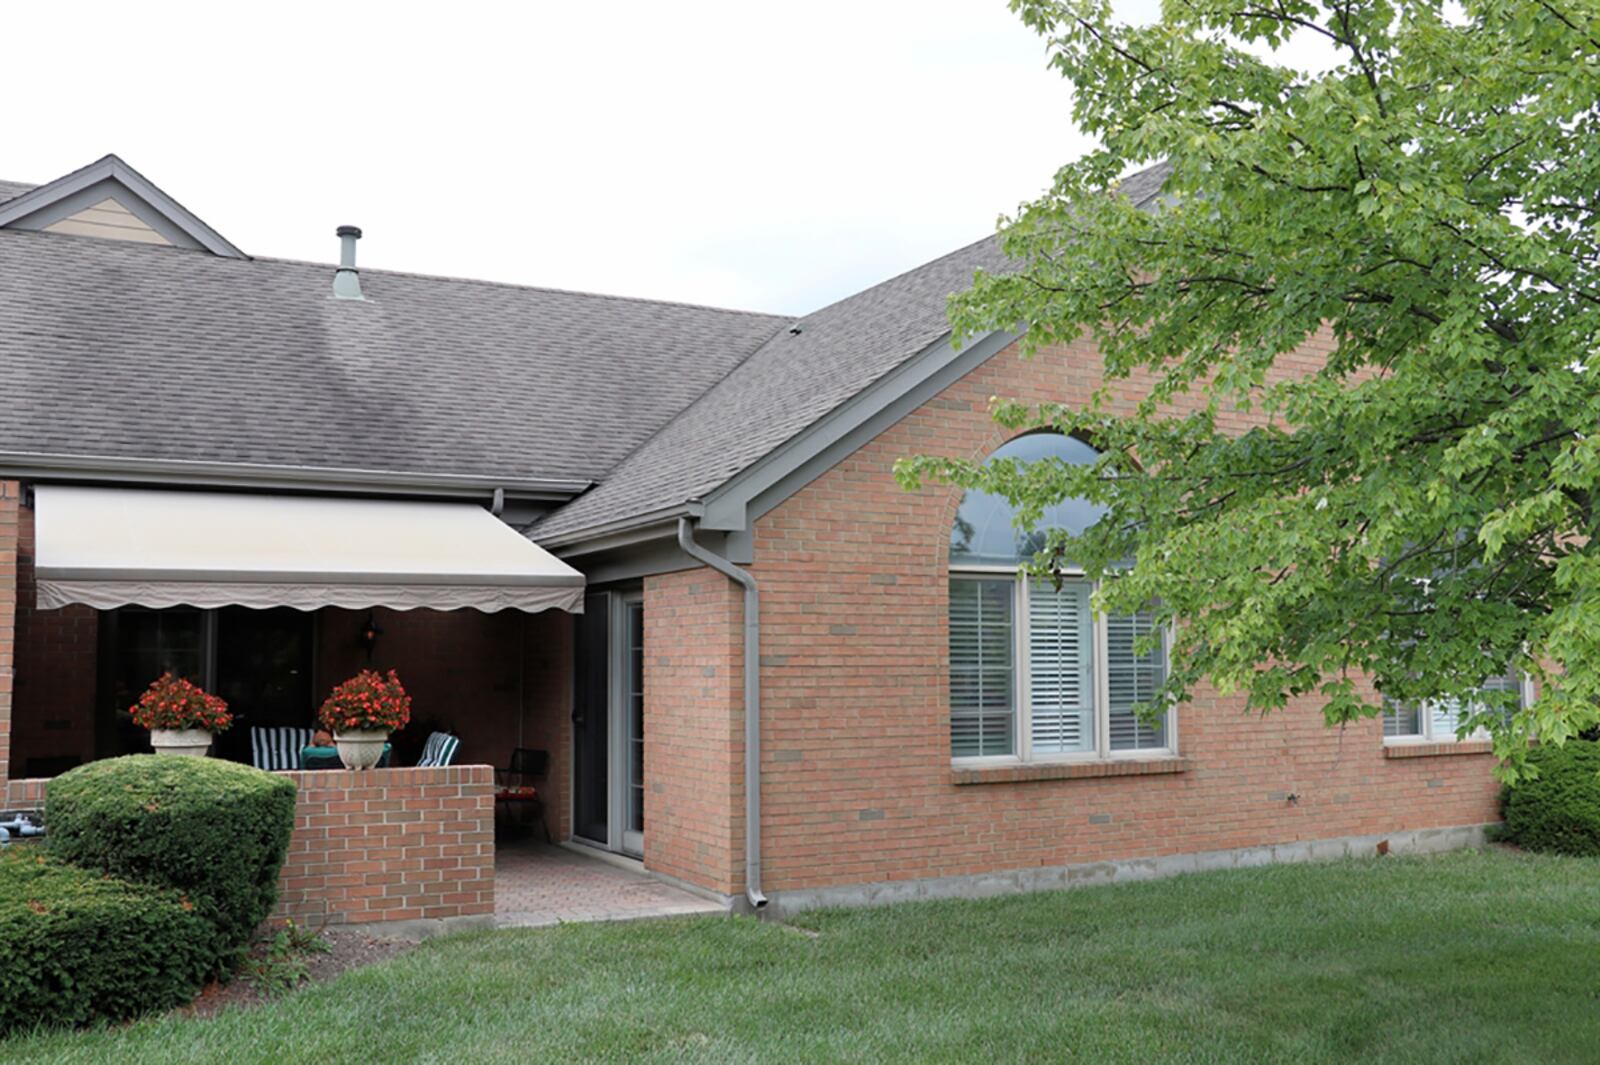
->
[129,673,233,757]
[318,669,411,769]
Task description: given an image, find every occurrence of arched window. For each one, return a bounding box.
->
[947,434,1172,761]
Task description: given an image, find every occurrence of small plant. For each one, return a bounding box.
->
[243,919,329,998]
[129,673,233,732]
[319,669,412,733]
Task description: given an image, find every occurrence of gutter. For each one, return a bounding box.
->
[0,451,591,504]
[676,514,767,911]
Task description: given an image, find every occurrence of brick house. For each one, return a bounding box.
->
[0,155,1510,923]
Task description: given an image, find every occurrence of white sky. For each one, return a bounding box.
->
[1,1,1332,316]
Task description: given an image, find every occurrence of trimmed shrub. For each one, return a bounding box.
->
[0,847,213,1033]
[1500,739,1600,856]
[47,755,297,973]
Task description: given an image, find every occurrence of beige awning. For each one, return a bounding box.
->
[32,485,584,613]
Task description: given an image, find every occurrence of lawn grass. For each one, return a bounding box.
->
[6,848,1599,1063]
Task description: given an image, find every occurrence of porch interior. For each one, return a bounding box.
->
[9,601,575,841]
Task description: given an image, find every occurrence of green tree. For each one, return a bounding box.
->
[898,0,1600,777]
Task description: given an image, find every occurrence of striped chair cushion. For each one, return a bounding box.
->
[251,727,315,772]
[417,731,460,768]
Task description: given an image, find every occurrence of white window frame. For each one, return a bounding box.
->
[1382,673,1534,745]
[950,565,1177,766]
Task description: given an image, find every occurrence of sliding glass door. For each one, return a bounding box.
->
[572,589,645,857]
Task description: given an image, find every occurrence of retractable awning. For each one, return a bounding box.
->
[32,485,584,613]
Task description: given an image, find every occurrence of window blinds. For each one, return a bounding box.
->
[1029,581,1095,754]
[1107,609,1167,751]
[949,578,1015,757]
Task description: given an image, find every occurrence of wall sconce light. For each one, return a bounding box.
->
[360,612,384,661]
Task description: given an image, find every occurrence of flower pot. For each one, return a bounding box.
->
[334,729,389,769]
[149,728,212,757]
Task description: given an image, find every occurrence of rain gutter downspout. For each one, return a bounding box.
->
[676,514,768,911]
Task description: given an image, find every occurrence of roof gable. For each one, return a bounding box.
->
[0,154,245,258]
[531,160,1174,547]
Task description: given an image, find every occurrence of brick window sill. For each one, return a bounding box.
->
[951,757,1190,786]
[1383,740,1495,759]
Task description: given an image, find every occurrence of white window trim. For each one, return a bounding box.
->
[1382,673,1534,745]
[950,565,1177,766]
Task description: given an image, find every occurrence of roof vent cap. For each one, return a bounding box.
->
[333,225,363,299]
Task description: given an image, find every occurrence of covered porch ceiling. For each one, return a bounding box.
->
[31,485,584,614]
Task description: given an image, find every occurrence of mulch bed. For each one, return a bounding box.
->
[180,927,417,1018]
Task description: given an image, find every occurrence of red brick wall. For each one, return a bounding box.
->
[520,610,572,840]
[748,335,1503,894]
[273,765,495,927]
[6,766,495,928]
[9,497,98,777]
[641,567,744,895]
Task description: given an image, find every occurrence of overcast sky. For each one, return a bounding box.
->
[2,1,1331,316]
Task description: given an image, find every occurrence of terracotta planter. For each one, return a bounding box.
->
[334,729,389,769]
[149,728,212,757]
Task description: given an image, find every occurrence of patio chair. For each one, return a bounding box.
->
[495,747,550,842]
[417,731,461,768]
[251,726,315,772]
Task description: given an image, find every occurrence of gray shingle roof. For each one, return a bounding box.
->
[530,234,1012,539]
[530,160,1172,541]
[0,227,789,485]
[0,180,36,204]
[2,158,1170,540]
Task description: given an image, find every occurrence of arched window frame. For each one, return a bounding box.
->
[948,433,1176,765]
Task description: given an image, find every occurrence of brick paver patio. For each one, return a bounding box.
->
[495,841,725,927]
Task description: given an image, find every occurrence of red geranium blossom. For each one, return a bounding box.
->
[318,669,412,733]
[129,673,233,732]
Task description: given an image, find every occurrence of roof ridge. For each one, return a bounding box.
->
[787,231,998,325]
[250,253,795,320]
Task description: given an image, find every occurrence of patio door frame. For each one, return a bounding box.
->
[609,591,645,858]
[572,587,646,859]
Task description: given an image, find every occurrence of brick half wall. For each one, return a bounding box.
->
[274,764,495,928]
[7,765,496,930]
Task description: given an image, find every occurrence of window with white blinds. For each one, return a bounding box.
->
[1383,670,1525,742]
[1107,609,1167,752]
[1029,581,1095,754]
[949,577,1016,757]
[949,574,1173,762]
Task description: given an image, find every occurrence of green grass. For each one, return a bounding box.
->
[6,848,1600,1063]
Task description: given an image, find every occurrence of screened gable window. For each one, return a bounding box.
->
[948,434,1172,762]
[1383,670,1527,743]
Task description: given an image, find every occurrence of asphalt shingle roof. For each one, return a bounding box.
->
[0,227,789,485]
[530,160,1172,540]
[2,158,1170,541]
[530,234,1013,539]
[0,180,36,204]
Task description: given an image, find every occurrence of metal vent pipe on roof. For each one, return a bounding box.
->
[333,225,363,299]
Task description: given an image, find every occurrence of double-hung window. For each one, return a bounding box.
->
[1382,670,1528,744]
[948,433,1173,763]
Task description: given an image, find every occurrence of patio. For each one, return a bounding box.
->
[495,840,724,927]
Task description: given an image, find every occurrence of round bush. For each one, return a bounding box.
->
[46,755,297,974]
[1500,739,1600,856]
[0,847,213,1033]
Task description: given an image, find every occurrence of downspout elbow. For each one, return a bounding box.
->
[676,516,768,911]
